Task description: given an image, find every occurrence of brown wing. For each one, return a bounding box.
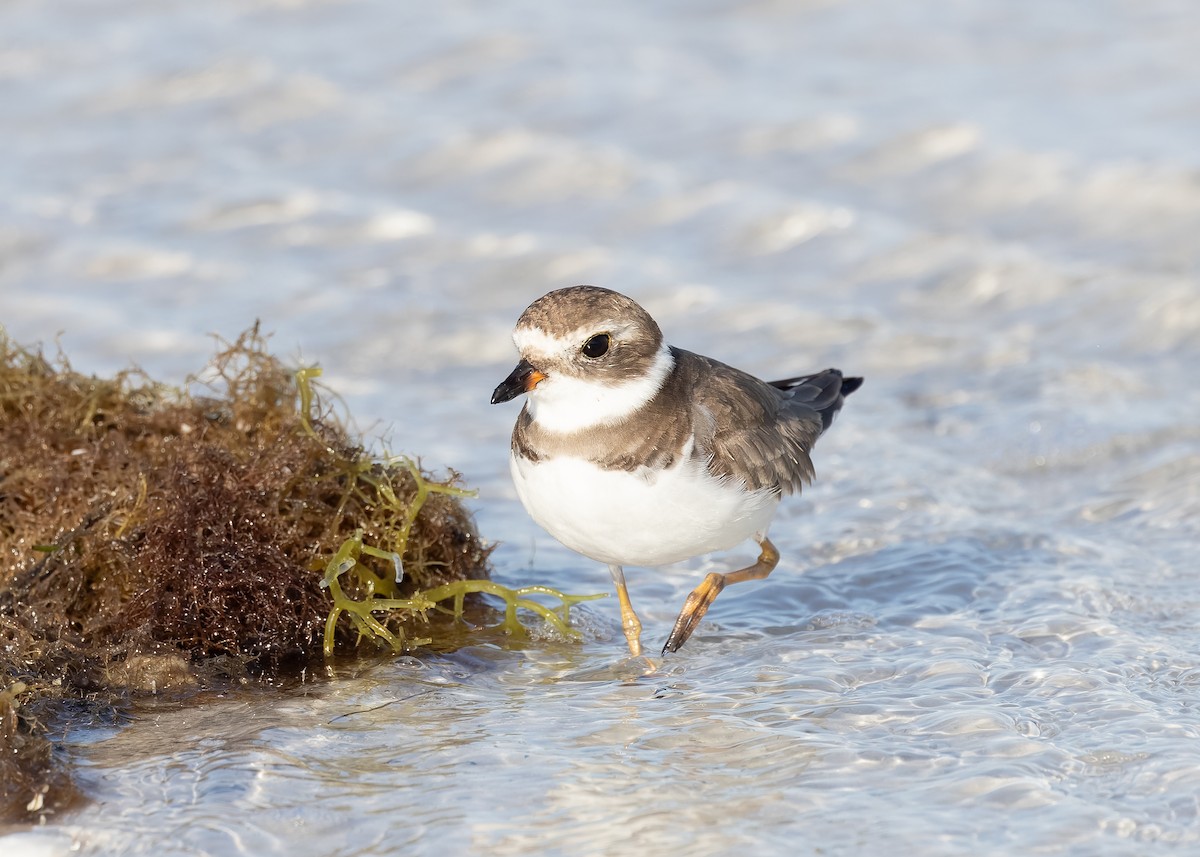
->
[675,349,857,495]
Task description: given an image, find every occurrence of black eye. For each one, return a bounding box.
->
[581,333,610,359]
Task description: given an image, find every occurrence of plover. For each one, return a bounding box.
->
[491,285,861,657]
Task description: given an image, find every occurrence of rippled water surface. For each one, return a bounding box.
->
[3,1,1199,854]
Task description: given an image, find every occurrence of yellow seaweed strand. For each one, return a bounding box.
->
[390,456,475,581]
[320,531,605,659]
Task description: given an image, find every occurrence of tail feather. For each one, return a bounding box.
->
[769,368,862,433]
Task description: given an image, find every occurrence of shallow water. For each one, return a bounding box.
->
[3,0,1200,854]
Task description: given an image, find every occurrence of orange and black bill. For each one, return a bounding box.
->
[491,358,545,404]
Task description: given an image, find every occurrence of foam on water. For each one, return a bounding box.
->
[2,0,1199,854]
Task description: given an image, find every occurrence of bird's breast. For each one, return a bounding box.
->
[508,449,778,568]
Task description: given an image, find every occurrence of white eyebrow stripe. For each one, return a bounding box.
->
[513,321,628,359]
[512,325,564,358]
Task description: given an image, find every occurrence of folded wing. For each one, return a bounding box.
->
[679,349,860,495]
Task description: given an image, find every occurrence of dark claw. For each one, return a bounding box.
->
[661,572,725,655]
[661,624,690,655]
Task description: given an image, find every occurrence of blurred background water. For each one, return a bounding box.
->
[3,0,1199,854]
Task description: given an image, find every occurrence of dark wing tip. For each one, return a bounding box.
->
[768,368,860,395]
[768,367,861,434]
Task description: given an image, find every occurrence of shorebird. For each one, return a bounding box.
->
[492,286,860,656]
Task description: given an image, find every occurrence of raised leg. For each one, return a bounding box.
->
[608,564,643,657]
[662,535,780,654]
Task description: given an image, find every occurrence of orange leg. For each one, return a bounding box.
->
[608,564,643,657]
[662,536,780,654]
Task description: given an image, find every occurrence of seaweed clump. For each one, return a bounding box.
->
[0,326,591,825]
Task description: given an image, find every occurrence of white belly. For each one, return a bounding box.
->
[510,451,779,568]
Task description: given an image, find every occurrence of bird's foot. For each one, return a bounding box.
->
[662,572,726,654]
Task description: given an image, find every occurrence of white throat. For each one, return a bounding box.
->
[526,345,675,434]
